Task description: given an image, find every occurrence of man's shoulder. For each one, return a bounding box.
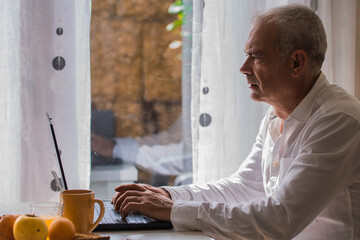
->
[315,83,360,123]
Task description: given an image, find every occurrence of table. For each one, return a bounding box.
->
[96,230,211,240]
[0,202,213,240]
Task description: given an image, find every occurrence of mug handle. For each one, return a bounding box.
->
[88,198,105,233]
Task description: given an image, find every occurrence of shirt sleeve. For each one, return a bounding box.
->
[166,112,360,240]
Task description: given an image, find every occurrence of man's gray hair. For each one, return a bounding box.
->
[253,4,327,73]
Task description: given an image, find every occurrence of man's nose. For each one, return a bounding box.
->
[240,57,252,75]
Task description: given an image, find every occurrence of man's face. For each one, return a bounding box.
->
[240,23,292,105]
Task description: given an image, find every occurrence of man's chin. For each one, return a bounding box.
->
[250,93,264,103]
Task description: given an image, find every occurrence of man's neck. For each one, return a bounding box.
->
[273,72,320,120]
[273,99,302,120]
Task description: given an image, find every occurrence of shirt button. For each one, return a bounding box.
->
[273,161,279,168]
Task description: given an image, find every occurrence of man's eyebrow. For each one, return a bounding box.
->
[244,49,265,56]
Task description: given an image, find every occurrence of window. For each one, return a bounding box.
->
[89,0,190,198]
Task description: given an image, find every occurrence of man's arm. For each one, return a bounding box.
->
[111,113,269,222]
[112,113,360,240]
[110,137,266,223]
[170,113,360,239]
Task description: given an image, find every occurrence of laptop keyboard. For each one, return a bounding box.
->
[95,201,156,225]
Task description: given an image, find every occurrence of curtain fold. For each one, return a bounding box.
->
[318,0,359,98]
[0,0,91,203]
[191,0,204,184]
[181,0,194,169]
[0,0,22,203]
[192,0,270,184]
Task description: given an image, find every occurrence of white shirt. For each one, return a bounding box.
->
[165,73,360,240]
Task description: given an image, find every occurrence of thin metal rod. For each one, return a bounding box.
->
[46,113,68,190]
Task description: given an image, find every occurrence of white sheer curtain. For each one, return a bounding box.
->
[191,0,269,184]
[191,0,360,184]
[317,0,360,98]
[0,0,91,203]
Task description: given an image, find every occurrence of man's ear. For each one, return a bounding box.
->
[290,49,308,78]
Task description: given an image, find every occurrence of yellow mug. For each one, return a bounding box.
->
[60,189,105,233]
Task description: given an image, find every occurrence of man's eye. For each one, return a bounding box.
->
[253,56,264,61]
[247,54,259,58]
[245,54,263,61]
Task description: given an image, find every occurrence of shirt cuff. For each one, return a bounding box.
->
[162,185,196,201]
[112,137,139,164]
[170,201,201,231]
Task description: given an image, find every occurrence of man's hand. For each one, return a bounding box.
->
[111,183,173,222]
[91,133,115,158]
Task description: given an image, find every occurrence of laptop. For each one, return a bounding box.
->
[93,200,173,231]
[47,113,173,231]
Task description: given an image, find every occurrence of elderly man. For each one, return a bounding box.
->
[111,5,360,239]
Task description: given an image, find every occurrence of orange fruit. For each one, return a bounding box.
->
[0,214,21,240]
[48,217,76,240]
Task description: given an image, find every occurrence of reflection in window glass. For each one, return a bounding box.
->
[90,0,189,192]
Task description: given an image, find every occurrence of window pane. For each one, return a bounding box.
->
[90,0,190,197]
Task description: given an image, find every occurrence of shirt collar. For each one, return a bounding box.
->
[289,72,329,122]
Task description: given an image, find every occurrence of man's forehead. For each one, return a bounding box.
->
[244,23,277,51]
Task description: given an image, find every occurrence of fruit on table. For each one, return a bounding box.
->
[0,214,21,240]
[13,214,48,240]
[48,217,75,240]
